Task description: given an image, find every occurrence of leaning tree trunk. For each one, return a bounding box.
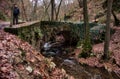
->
[112,10,120,26]
[81,0,92,57]
[103,0,113,60]
[55,0,63,21]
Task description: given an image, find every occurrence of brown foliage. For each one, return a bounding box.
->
[0,30,73,79]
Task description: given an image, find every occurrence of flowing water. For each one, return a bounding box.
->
[53,57,119,79]
[42,41,119,79]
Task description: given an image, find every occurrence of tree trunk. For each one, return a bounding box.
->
[82,0,91,57]
[55,0,63,21]
[77,0,83,8]
[32,0,38,20]
[42,0,51,21]
[103,0,113,60]
[10,0,14,27]
[51,0,55,21]
[112,10,120,26]
[21,0,28,21]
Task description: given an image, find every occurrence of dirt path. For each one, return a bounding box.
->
[0,21,40,29]
[0,21,10,29]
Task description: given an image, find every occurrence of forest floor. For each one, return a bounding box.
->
[73,26,120,78]
[0,21,10,29]
[0,21,120,79]
[40,24,120,78]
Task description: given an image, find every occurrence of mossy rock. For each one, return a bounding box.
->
[4,22,42,51]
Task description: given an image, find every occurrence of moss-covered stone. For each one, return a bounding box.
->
[40,21,106,46]
[4,21,111,53]
[4,22,42,51]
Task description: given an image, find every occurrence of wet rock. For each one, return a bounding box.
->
[41,41,64,57]
[26,66,33,73]
[62,59,76,66]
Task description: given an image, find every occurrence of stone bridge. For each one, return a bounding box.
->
[4,21,106,51]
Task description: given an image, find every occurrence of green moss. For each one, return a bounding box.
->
[79,38,92,58]
[4,22,42,51]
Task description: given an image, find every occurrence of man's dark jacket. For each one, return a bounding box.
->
[13,7,20,16]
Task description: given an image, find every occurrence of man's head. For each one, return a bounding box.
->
[14,4,17,7]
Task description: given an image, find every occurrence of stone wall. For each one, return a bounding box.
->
[4,22,42,51]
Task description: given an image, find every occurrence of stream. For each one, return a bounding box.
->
[52,57,119,79]
[41,41,119,79]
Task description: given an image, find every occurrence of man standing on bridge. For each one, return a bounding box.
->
[13,4,20,25]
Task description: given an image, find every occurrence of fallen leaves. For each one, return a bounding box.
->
[78,28,120,76]
[79,57,103,67]
[0,30,73,79]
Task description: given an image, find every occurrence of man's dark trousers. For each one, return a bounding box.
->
[13,15,18,25]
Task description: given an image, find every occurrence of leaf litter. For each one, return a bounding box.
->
[0,30,74,79]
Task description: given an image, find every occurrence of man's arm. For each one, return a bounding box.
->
[18,8,20,15]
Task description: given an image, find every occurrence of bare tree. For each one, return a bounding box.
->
[103,0,113,60]
[77,0,83,8]
[32,0,38,20]
[81,0,92,57]
[42,0,51,21]
[51,0,55,21]
[55,0,63,20]
[21,0,28,21]
[10,0,14,27]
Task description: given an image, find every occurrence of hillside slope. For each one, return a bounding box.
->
[0,30,74,79]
